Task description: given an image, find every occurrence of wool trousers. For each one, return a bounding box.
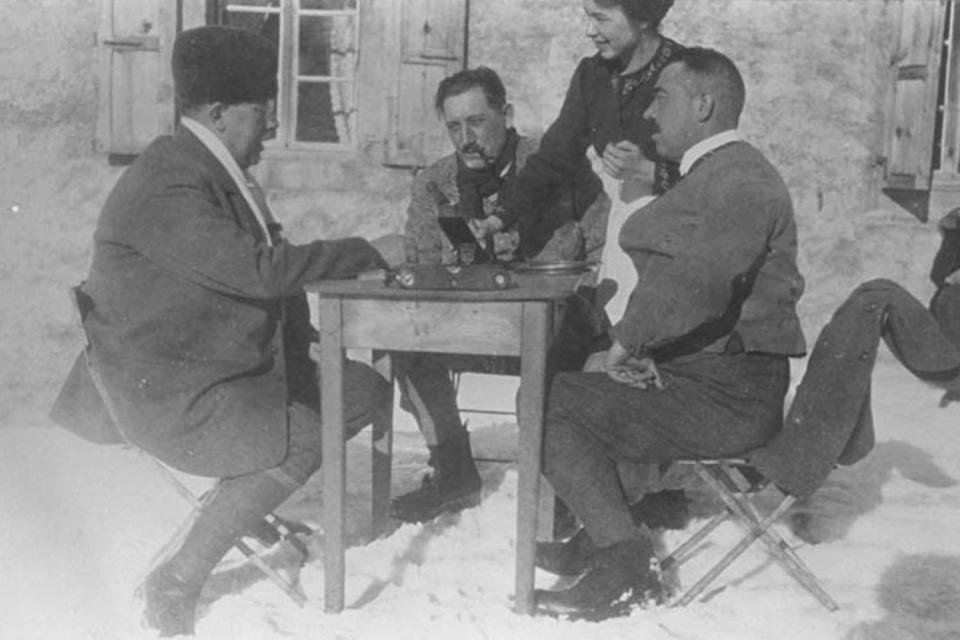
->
[543,350,789,547]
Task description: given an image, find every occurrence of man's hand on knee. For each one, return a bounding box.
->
[600,341,663,389]
[607,357,663,390]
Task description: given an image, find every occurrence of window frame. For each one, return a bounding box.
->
[215,0,361,151]
[936,0,960,177]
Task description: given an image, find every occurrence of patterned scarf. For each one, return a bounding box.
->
[455,128,520,220]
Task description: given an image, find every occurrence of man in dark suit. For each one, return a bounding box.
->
[534,47,807,618]
[51,26,389,636]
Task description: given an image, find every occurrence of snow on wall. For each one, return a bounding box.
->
[470,0,945,329]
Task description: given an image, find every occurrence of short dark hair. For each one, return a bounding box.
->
[674,47,746,122]
[434,66,507,115]
[593,0,675,28]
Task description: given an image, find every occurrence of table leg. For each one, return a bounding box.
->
[370,350,393,537]
[319,297,346,613]
[514,300,552,615]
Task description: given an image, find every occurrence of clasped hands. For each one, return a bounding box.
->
[584,340,664,390]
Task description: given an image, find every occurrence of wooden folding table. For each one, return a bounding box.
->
[308,272,582,615]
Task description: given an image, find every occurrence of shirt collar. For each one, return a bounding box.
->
[180,117,274,245]
[181,117,248,183]
[679,129,742,176]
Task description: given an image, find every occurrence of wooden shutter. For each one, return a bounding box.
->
[940,0,960,175]
[94,0,178,162]
[883,0,949,190]
[380,0,467,167]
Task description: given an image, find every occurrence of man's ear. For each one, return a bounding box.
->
[207,102,228,132]
[503,103,515,129]
[695,93,715,122]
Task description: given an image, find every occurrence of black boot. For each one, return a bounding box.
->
[536,489,689,577]
[535,538,662,620]
[139,472,298,636]
[139,563,205,637]
[552,495,580,540]
[391,432,482,523]
[629,489,690,531]
[535,527,596,576]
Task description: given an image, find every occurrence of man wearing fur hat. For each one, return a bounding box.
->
[51,25,390,635]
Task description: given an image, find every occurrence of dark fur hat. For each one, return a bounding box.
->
[620,0,675,24]
[172,25,278,109]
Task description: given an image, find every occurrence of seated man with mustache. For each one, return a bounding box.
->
[392,66,604,523]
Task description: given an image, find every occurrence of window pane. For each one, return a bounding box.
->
[296,81,354,143]
[300,0,357,10]
[298,15,355,77]
[220,1,280,43]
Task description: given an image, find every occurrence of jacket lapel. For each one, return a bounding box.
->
[174,127,270,245]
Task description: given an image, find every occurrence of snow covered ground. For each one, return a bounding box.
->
[2,363,959,640]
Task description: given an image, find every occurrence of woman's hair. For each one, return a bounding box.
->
[434,66,507,115]
[594,0,675,28]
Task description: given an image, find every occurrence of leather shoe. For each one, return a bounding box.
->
[630,489,690,530]
[138,564,203,637]
[535,538,662,620]
[536,489,689,577]
[535,527,595,576]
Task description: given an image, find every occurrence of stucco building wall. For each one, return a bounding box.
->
[0,0,951,423]
[469,0,945,330]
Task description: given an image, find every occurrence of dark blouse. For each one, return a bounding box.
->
[498,37,685,228]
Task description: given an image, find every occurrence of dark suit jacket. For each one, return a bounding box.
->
[51,126,385,477]
[750,279,960,497]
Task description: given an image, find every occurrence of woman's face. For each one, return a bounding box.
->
[582,0,642,62]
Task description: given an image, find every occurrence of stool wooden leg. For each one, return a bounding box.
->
[678,463,839,611]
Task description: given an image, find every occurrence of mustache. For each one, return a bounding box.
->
[459,141,490,161]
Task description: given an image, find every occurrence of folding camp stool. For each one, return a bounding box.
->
[68,285,308,607]
[660,458,839,611]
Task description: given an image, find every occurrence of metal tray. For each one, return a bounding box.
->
[507,260,597,275]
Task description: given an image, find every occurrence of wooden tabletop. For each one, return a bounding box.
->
[305,271,587,301]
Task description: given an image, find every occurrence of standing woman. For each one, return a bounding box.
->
[477,0,690,563]
[475,0,683,241]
